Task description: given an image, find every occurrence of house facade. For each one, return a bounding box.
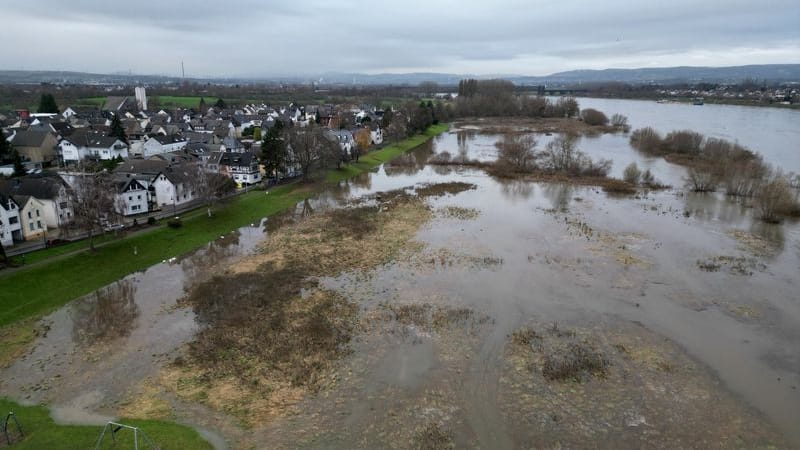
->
[143,135,188,158]
[0,195,22,247]
[208,151,260,185]
[14,195,47,241]
[113,176,149,216]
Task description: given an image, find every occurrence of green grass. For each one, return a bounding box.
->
[152,96,207,108]
[74,96,106,107]
[0,125,448,328]
[0,398,213,450]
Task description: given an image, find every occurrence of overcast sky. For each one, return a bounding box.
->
[3,0,798,77]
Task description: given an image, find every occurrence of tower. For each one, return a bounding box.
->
[134,86,148,111]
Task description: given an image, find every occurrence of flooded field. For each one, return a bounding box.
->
[2,117,799,449]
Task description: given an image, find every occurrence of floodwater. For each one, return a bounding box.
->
[2,106,799,448]
[573,97,800,174]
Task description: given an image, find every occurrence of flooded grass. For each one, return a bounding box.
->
[696,255,767,275]
[437,206,481,220]
[415,182,477,197]
[502,320,789,448]
[168,187,442,425]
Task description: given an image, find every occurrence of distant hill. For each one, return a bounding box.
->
[1,64,798,86]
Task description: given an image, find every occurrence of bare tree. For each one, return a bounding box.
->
[68,171,120,251]
[192,164,237,217]
[286,125,340,180]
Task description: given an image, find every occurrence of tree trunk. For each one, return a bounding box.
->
[88,228,95,251]
[207,206,212,218]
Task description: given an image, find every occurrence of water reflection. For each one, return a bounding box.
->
[497,178,534,200]
[70,279,139,346]
[181,232,243,290]
[540,183,574,211]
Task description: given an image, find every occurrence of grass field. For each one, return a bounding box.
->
[0,398,213,450]
[0,124,448,328]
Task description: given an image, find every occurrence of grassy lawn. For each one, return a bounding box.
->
[152,95,207,108]
[0,398,213,450]
[74,96,107,107]
[0,124,448,328]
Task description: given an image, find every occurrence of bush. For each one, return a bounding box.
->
[756,174,794,223]
[611,113,629,128]
[167,218,183,228]
[663,130,704,155]
[580,108,609,126]
[630,127,663,154]
[603,179,636,195]
[495,134,538,172]
[540,135,611,177]
[623,162,642,184]
[147,216,157,226]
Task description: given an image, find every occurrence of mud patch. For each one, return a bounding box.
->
[502,320,787,449]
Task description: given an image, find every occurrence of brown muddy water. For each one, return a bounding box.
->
[2,124,799,449]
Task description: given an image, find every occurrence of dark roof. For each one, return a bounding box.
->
[0,175,67,200]
[113,159,170,175]
[0,193,19,212]
[212,150,257,167]
[64,131,125,149]
[149,135,187,145]
[9,130,55,148]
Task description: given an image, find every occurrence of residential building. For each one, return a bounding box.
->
[13,195,47,241]
[0,194,22,247]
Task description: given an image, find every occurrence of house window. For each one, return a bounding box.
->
[129,196,133,201]
[37,220,42,229]
[36,210,40,217]
[9,217,18,224]
[27,212,32,219]
[137,195,141,200]
[29,223,35,231]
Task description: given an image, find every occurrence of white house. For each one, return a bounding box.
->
[207,151,260,185]
[0,176,73,231]
[143,135,188,158]
[152,166,195,209]
[113,176,149,216]
[0,194,22,247]
[327,129,354,157]
[60,132,129,162]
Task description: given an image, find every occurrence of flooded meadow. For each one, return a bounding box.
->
[2,103,799,449]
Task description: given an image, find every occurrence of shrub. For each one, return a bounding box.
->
[641,169,655,185]
[686,166,718,192]
[167,218,183,228]
[580,108,609,126]
[540,135,611,177]
[630,127,663,154]
[623,162,642,184]
[663,130,704,155]
[756,174,794,223]
[147,216,157,226]
[602,179,636,195]
[611,113,629,128]
[495,134,538,172]
[542,341,609,381]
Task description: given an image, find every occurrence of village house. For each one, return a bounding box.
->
[112,174,149,216]
[8,129,59,164]
[142,134,188,158]
[207,150,260,185]
[0,194,22,247]
[59,131,129,163]
[0,175,73,231]
[13,195,47,241]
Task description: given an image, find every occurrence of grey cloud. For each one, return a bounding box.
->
[1,0,797,76]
